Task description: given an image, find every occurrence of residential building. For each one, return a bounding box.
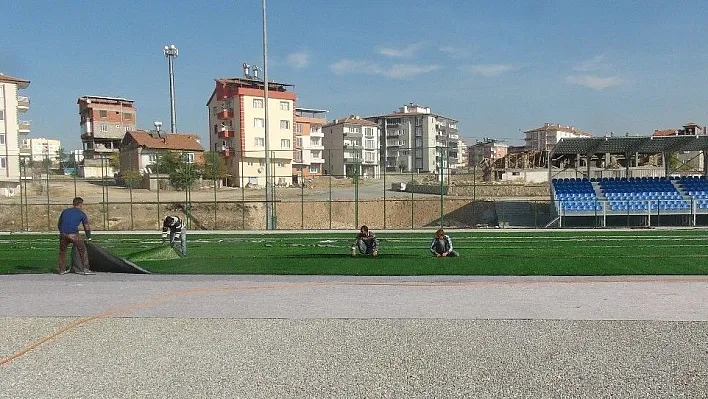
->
[206,77,295,187]
[78,96,136,159]
[469,138,508,166]
[119,130,204,176]
[366,104,460,173]
[652,122,706,170]
[293,107,327,182]
[524,123,591,151]
[0,73,30,196]
[322,115,380,178]
[20,138,62,163]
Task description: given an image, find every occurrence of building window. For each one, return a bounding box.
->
[295,123,303,134]
[279,101,290,111]
[365,152,375,162]
[182,153,195,163]
[253,98,264,108]
[259,159,266,167]
[0,157,5,169]
[0,110,4,120]
[98,110,108,118]
[294,150,302,162]
[254,118,265,128]
[100,124,108,132]
[280,139,290,148]
[309,166,319,174]
[280,120,290,129]
[312,150,320,159]
[247,160,254,166]
[295,137,303,147]
[364,127,374,136]
[148,154,157,163]
[0,134,4,145]
[365,139,375,149]
[254,137,265,147]
[277,161,285,167]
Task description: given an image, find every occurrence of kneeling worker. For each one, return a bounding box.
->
[352,225,379,257]
[430,228,459,257]
[162,215,186,256]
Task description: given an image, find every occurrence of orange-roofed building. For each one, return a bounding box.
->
[119,130,204,175]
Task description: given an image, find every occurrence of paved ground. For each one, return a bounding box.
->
[1,275,707,398]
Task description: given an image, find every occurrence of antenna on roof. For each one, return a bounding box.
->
[243,63,251,79]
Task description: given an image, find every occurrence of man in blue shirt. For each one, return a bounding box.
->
[57,197,93,275]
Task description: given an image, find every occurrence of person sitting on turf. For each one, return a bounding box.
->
[352,225,379,257]
[162,215,186,256]
[430,228,458,257]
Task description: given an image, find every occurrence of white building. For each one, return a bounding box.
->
[0,73,31,196]
[21,138,62,163]
[524,123,592,151]
[293,107,327,181]
[322,115,380,178]
[366,104,460,173]
[206,76,295,187]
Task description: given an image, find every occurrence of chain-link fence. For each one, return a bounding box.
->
[0,150,558,232]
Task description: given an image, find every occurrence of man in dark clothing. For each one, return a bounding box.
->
[57,197,93,274]
[162,215,186,256]
[352,225,379,257]
[430,228,459,257]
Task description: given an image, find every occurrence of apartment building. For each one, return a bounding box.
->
[20,138,62,163]
[206,77,295,187]
[293,107,327,182]
[366,104,460,173]
[469,139,508,166]
[0,73,30,196]
[322,115,380,178]
[78,96,136,159]
[524,123,591,151]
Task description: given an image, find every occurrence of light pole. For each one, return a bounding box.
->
[262,0,275,229]
[163,44,178,133]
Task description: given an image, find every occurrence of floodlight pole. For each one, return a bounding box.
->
[164,44,178,133]
[262,0,275,229]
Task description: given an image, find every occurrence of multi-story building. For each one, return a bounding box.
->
[293,107,327,182]
[366,104,460,173]
[78,96,136,159]
[524,123,591,151]
[0,73,30,196]
[469,138,508,166]
[206,77,295,187]
[322,115,380,178]
[119,130,204,176]
[20,138,62,163]
[652,122,706,170]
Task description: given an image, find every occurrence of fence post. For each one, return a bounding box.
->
[329,173,332,230]
[300,171,304,229]
[354,164,359,229]
[45,157,50,232]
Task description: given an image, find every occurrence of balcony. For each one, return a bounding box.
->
[343,131,362,139]
[343,143,363,150]
[218,128,235,139]
[18,120,31,134]
[217,109,234,120]
[220,147,236,157]
[309,129,324,138]
[448,133,459,140]
[386,131,401,138]
[17,96,30,112]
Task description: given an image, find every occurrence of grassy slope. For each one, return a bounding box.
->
[1,230,707,275]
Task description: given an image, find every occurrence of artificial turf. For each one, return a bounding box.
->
[1,230,707,275]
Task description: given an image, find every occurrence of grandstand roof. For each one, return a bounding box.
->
[550,135,708,156]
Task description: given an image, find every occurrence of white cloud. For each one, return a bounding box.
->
[329,59,440,79]
[376,42,427,58]
[286,51,309,68]
[439,45,469,58]
[565,74,624,90]
[574,54,608,72]
[465,64,514,77]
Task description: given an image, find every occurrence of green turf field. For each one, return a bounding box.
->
[1,230,707,275]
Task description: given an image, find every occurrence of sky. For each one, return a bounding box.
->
[2,0,708,150]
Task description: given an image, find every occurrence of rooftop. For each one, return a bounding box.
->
[124,130,204,152]
[0,73,30,89]
[324,115,378,128]
[525,123,592,137]
[78,95,134,104]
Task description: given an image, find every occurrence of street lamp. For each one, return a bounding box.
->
[261,0,275,229]
[163,44,178,133]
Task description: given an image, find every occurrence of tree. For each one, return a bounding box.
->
[108,153,120,170]
[201,151,228,181]
[149,151,181,174]
[169,153,201,191]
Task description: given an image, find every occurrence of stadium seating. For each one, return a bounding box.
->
[552,176,702,214]
[552,178,602,212]
[598,177,689,212]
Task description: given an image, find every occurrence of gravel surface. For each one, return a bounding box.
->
[2,275,708,398]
